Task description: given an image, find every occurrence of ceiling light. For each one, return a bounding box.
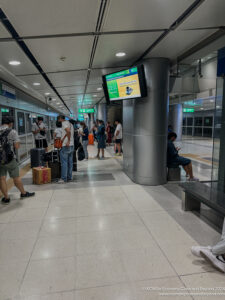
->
[200,108,204,110]
[33,82,40,86]
[9,60,21,66]
[210,99,214,103]
[52,98,56,101]
[97,87,102,91]
[93,94,97,97]
[57,102,60,105]
[216,106,220,109]
[116,52,126,57]
[45,92,50,95]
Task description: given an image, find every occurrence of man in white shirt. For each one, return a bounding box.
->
[57,115,74,183]
[114,120,122,156]
[32,116,48,152]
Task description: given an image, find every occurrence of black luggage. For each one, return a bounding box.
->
[49,161,61,181]
[78,146,85,161]
[30,148,45,168]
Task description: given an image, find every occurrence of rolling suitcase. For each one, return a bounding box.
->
[48,150,61,181]
[30,148,45,168]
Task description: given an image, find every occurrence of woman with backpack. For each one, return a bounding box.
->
[96,120,106,159]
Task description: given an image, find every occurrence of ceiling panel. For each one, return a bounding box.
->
[86,84,103,93]
[56,86,85,95]
[48,70,88,86]
[180,0,225,29]
[18,74,50,91]
[0,41,38,75]
[1,0,99,36]
[63,95,83,102]
[26,36,94,72]
[93,32,161,68]
[103,0,193,31]
[0,23,11,38]
[148,29,216,60]
[89,67,126,84]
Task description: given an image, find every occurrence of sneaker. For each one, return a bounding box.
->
[67,179,74,183]
[200,249,225,273]
[1,197,10,205]
[58,179,67,184]
[20,192,35,199]
[191,245,212,257]
[189,177,199,182]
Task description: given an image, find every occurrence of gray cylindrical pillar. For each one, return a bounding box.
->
[170,104,183,141]
[97,103,107,124]
[123,58,170,185]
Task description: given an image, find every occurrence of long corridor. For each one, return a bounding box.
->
[0,145,223,300]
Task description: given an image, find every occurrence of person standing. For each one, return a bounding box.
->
[81,122,89,160]
[0,116,35,204]
[106,121,113,146]
[114,120,122,156]
[96,120,106,159]
[32,116,48,152]
[57,115,74,183]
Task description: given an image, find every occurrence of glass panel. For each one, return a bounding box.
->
[203,128,212,137]
[17,111,25,135]
[204,116,213,127]
[212,77,223,182]
[194,117,203,126]
[194,127,202,136]
[186,127,193,135]
[182,127,186,135]
[26,134,34,154]
[187,117,193,126]
[183,117,186,126]
[25,113,32,133]
[18,136,27,161]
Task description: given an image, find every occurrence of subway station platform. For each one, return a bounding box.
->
[0,143,223,300]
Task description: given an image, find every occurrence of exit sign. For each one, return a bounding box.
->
[1,108,9,113]
[183,108,194,113]
[78,108,95,113]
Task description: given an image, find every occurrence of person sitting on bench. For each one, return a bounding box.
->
[167,132,198,181]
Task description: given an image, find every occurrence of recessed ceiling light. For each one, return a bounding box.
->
[9,60,21,66]
[33,82,40,86]
[216,105,220,109]
[45,92,50,95]
[116,52,126,57]
[52,98,56,101]
[93,94,97,97]
[210,99,214,102]
[57,102,60,105]
[97,87,102,91]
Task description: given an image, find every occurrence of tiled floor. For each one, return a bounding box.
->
[0,142,222,300]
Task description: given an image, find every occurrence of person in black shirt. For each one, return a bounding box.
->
[80,122,89,160]
[167,132,198,181]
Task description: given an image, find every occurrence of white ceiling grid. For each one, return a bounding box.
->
[0,0,224,115]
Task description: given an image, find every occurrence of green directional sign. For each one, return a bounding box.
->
[78,108,95,113]
[1,108,9,113]
[183,108,195,113]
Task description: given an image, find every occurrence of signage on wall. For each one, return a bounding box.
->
[1,108,9,113]
[183,108,195,113]
[0,83,16,99]
[78,108,95,113]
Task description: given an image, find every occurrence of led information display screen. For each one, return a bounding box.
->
[105,67,141,101]
[183,108,195,113]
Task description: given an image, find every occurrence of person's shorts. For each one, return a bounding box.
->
[0,158,19,178]
[35,139,48,148]
[168,156,191,168]
[115,139,122,144]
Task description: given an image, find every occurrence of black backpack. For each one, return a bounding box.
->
[0,129,14,165]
